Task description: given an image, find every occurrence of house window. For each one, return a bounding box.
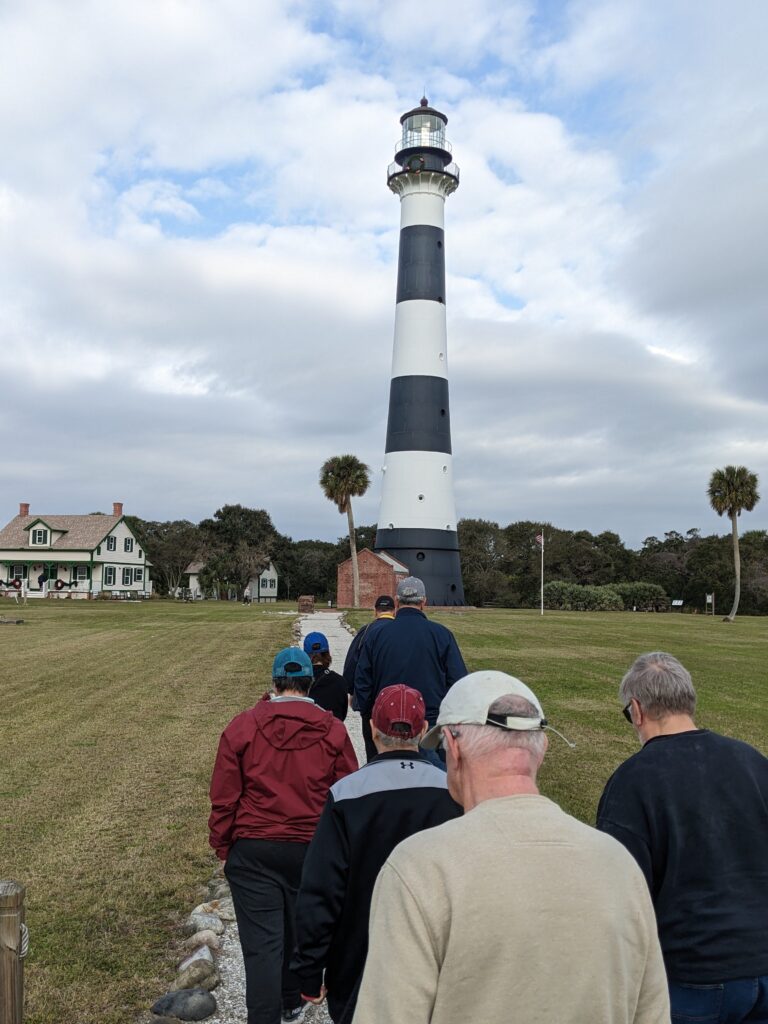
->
[31,528,48,545]
[74,566,89,582]
[261,578,268,589]
[124,538,134,553]
[122,567,132,585]
[269,579,276,589]
[10,564,27,580]
[107,536,117,552]
[138,549,142,558]
[104,567,116,587]
[134,567,143,582]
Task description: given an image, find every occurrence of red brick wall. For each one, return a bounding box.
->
[337,549,397,608]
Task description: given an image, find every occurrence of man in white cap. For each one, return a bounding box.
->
[353,671,670,1024]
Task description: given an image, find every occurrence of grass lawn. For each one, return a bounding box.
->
[346,607,768,821]
[2,600,766,1023]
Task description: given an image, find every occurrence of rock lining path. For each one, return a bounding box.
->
[204,611,364,1024]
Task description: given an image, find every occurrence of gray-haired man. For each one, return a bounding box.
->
[353,671,669,1024]
[353,577,466,766]
[597,651,768,1023]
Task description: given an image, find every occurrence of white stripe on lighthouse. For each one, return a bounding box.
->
[399,191,446,229]
[390,301,449,379]
[378,450,458,532]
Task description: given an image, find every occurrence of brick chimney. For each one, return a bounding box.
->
[113,502,124,517]
[19,502,30,517]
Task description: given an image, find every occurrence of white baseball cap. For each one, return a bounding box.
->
[421,670,545,750]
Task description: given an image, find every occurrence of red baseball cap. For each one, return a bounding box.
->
[372,684,426,739]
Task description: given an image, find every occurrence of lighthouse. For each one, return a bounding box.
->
[374,98,465,606]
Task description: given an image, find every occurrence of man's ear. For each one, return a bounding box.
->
[418,721,429,740]
[443,728,460,761]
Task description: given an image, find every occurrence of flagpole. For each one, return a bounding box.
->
[540,532,544,616]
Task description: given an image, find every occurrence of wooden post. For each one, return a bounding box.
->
[0,880,26,1024]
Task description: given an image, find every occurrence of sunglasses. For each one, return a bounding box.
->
[622,701,633,724]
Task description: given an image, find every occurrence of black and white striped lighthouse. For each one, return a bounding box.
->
[374,98,465,606]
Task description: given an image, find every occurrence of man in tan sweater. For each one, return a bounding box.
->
[352,671,669,1024]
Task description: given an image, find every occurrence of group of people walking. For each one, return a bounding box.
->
[208,576,768,1024]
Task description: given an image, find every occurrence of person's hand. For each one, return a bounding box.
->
[301,986,327,1005]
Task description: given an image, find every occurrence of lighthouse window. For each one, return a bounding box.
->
[440,408,446,416]
[416,552,425,561]
[418,494,425,501]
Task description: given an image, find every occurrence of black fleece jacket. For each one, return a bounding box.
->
[291,750,462,1022]
[597,729,768,983]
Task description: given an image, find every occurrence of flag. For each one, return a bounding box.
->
[535,533,544,547]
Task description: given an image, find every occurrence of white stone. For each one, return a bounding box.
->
[178,944,214,972]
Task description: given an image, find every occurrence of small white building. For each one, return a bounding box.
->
[181,561,205,599]
[0,502,151,599]
[248,562,279,603]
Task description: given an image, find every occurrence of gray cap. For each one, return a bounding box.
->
[397,576,426,601]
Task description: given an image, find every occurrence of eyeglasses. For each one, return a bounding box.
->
[622,701,633,724]
[439,727,461,750]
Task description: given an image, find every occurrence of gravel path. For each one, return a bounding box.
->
[205,612,364,1024]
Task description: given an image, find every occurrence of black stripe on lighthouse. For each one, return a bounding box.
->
[396,226,445,303]
[385,376,452,453]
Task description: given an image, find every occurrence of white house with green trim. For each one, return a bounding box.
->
[0,502,151,599]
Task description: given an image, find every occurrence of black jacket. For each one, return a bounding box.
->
[291,750,462,1021]
[354,607,467,723]
[308,667,348,722]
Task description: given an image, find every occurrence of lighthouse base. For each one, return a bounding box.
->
[375,527,466,606]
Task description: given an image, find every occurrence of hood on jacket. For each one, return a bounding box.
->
[253,699,334,750]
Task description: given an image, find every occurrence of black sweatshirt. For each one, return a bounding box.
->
[308,667,348,722]
[291,750,462,1022]
[597,729,768,983]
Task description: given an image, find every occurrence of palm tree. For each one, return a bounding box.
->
[320,455,371,608]
[707,465,760,621]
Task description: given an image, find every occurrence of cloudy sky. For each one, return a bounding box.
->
[1,0,766,548]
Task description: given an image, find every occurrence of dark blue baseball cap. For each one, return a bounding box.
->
[303,631,330,655]
[272,647,313,679]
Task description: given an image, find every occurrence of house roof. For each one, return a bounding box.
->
[337,548,410,573]
[0,514,122,551]
[185,561,205,574]
[376,551,410,573]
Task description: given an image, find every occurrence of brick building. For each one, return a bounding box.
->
[336,548,409,608]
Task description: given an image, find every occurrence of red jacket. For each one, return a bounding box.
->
[208,696,358,859]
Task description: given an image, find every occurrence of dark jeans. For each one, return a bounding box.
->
[670,976,768,1023]
[225,838,309,1024]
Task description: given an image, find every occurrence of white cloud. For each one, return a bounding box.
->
[0,0,766,549]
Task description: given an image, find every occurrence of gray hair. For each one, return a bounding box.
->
[456,695,546,761]
[619,652,696,719]
[375,731,421,749]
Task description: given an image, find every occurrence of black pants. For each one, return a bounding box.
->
[225,838,309,1024]
[361,715,378,763]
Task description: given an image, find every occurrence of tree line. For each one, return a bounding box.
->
[126,462,762,614]
[126,505,768,614]
[458,519,768,614]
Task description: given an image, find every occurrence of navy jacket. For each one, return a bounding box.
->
[291,750,462,1022]
[341,615,394,697]
[354,607,467,723]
